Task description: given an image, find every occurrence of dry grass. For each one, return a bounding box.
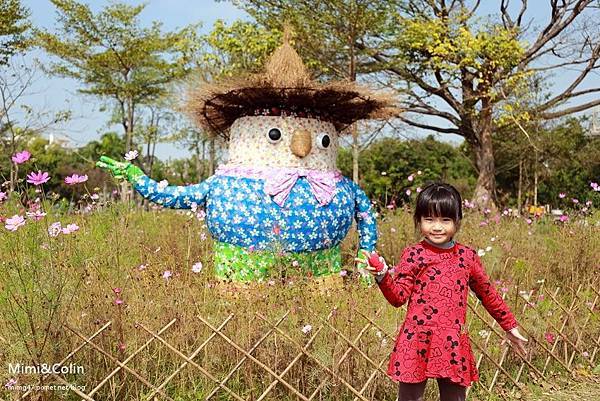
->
[1,204,599,400]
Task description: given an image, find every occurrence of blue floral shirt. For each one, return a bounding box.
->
[133,174,377,253]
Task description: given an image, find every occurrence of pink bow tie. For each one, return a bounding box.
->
[264,169,341,207]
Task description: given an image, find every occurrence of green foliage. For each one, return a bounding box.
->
[229,0,399,79]
[337,136,477,206]
[494,118,600,206]
[200,19,281,77]
[0,0,30,65]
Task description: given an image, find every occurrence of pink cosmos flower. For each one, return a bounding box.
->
[114,297,124,305]
[0,191,7,202]
[64,174,88,185]
[26,210,47,221]
[191,262,203,273]
[48,222,62,237]
[526,218,532,225]
[416,187,422,193]
[405,189,412,196]
[591,182,599,191]
[26,171,50,185]
[559,215,569,223]
[61,223,79,234]
[4,378,17,388]
[407,174,414,182]
[113,287,122,295]
[5,215,25,231]
[292,260,299,267]
[162,270,172,280]
[558,192,566,199]
[544,332,556,344]
[572,198,579,204]
[339,270,348,277]
[11,150,31,164]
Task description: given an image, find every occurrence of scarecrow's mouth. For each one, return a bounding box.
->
[290,129,312,158]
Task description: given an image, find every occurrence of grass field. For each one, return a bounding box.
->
[1,196,599,400]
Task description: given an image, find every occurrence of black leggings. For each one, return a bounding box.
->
[398,379,467,401]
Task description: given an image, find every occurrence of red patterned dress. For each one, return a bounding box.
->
[377,241,518,386]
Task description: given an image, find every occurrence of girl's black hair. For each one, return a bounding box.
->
[413,182,463,227]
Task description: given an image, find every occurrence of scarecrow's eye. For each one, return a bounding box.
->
[267,128,282,143]
[316,132,331,149]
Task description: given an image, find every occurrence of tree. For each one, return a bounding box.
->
[36,0,199,152]
[337,135,476,206]
[353,0,600,209]
[229,0,400,182]
[0,0,30,66]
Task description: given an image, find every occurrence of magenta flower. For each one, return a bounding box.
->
[11,150,31,164]
[526,218,532,225]
[591,182,599,191]
[572,198,579,204]
[544,332,556,344]
[407,174,414,182]
[64,174,88,185]
[26,171,50,185]
[558,192,566,199]
[114,297,124,305]
[0,191,7,202]
[559,215,569,223]
[5,215,25,231]
[112,287,122,295]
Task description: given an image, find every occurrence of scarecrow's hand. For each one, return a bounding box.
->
[96,156,144,183]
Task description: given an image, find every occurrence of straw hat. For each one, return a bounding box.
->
[187,31,399,139]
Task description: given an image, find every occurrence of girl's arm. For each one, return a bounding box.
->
[368,249,416,308]
[469,252,518,331]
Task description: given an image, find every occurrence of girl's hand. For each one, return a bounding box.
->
[354,250,387,276]
[505,327,528,356]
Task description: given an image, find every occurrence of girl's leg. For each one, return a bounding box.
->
[436,378,467,401]
[398,380,427,401]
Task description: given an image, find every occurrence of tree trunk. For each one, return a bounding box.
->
[351,124,359,183]
[471,115,497,211]
[208,136,216,176]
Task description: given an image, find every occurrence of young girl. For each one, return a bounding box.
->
[358,183,527,401]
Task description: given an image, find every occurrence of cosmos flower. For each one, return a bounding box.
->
[11,150,31,164]
[64,174,88,185]
[26,210,47,221]
[559,192,566,199]
[559,215,569,223]
[124,150,138,161]
[48,222,62,237]
[26,171,51,185]
[407,174,414,182]
[191,262,203,273]
[61,223,80,234]
[544,332,556,344]
[0,191,7,202]
[5,215,25,231]
[301,324,312,334]
[405,189,412,196]
[162,270,172,280]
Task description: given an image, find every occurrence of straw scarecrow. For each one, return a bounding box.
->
[97,34,399,282]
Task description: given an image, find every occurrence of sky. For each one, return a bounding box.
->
[19,0,248,160]
[14,1,600,161]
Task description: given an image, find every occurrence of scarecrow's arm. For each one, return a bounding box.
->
[96,156,212,209]
[347,178,378,253]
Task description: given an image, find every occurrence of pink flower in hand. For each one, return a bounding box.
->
[11,150,31,164]
[64,174,88,185]
[26,171,50,186]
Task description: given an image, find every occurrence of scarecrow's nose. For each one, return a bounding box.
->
[290,129,312,158]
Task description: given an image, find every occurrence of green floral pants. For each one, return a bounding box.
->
[213,241,342,282]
